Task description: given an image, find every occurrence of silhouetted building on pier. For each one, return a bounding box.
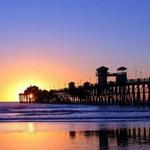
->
[19,66,150,106]
[68,82,75,89]
[116,67,127,84]
[83,82,91,88]
[96,66,109,85]
[96,66,127,85]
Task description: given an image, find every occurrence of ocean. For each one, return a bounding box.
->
[0,102,150,150]
[1,102,150,122]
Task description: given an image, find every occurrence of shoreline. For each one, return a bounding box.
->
[0,121,150,132]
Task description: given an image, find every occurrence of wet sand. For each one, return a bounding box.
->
[0,122,150,150]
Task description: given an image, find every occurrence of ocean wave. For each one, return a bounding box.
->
[1,102,150,122]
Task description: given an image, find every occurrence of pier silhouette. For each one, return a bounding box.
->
[19,66,150,106]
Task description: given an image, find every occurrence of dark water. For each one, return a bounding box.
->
[1,102,150,122]
[0,102,150,150]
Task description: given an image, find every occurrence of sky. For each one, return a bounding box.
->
[0,0,150,101]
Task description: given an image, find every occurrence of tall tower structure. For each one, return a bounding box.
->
[116,67,127,84]
[96,66,109,85]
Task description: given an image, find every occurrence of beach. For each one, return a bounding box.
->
[0,103,150,149]
[0,122,150,150]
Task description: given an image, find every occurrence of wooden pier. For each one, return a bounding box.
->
[19,66,150,106]
[55,78,150,106]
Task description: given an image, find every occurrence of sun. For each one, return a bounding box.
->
[29,94,33,99]
[3,79,48,102]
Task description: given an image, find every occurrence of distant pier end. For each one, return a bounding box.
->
[19,66,150,106]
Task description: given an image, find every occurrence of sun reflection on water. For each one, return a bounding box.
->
[28,123,34,133]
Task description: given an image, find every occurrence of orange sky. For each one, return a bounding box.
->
[0,53,96,101]
[0,51,149,101]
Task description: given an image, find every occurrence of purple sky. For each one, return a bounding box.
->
[0,0,150,100]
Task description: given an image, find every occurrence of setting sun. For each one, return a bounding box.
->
[2,76,50,102]
[29,94,33,99]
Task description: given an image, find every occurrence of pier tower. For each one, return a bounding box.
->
[116,67,127,84]
[96,66,109,85]
[68,82,75,89]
